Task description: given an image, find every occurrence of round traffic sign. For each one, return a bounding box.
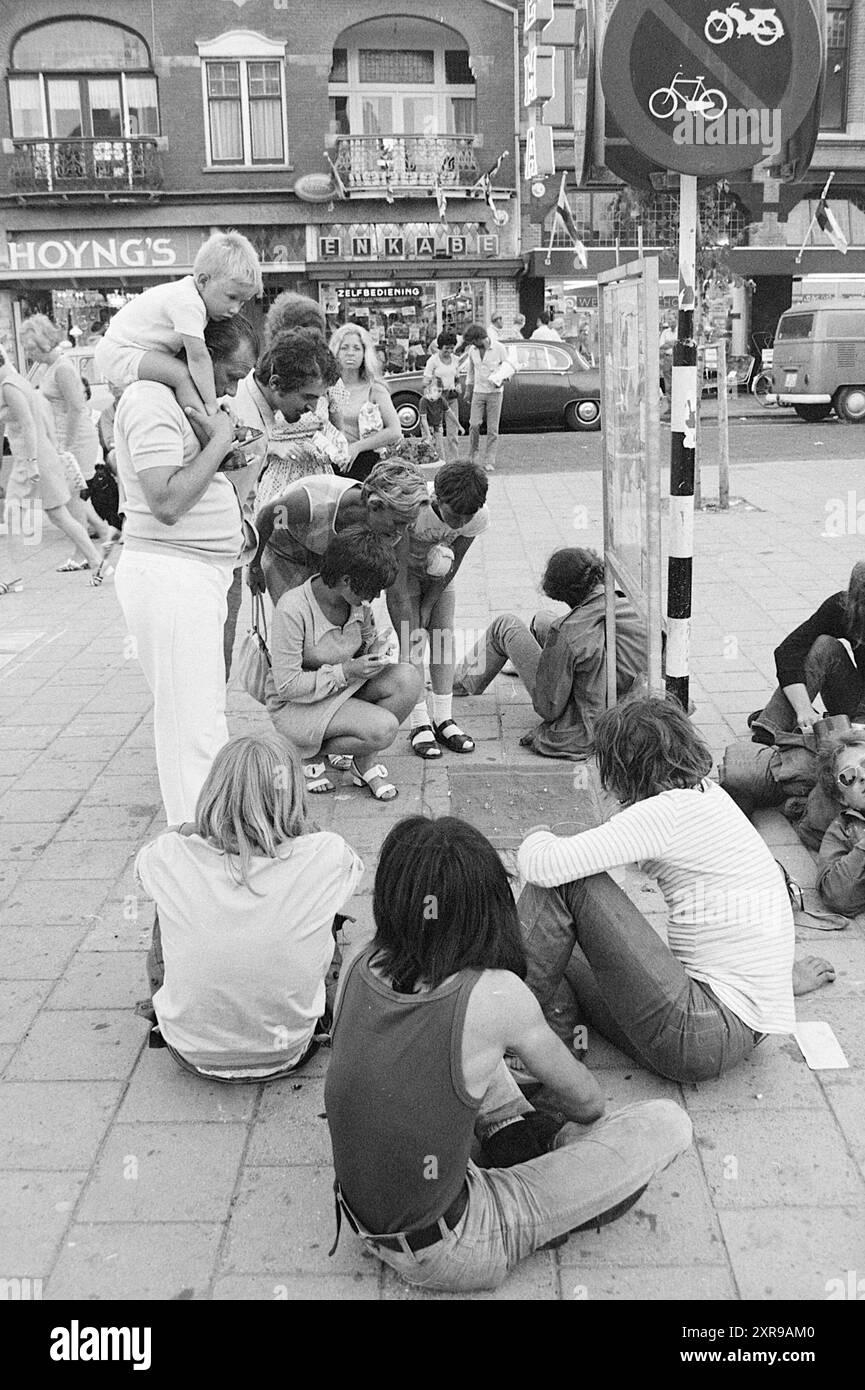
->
[601,0,823,177]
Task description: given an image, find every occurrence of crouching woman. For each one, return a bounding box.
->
[137,733,363,1081]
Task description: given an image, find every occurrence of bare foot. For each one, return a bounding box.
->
[792,955,836,995]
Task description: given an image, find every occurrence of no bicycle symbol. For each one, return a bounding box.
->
[601,0,823,177]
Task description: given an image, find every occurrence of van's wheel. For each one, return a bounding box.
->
[834,386,865,424]
[564,399,601,431]
[793,404,833,422]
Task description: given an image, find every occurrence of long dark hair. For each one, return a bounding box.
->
[593,696,713,806]
[371,816,527,994]
[841,562,865,646]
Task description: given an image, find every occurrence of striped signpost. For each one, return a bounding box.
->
[666,175,698,711]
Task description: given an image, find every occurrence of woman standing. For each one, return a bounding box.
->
[329,324,402,483]
[0,347,105,580]
[18,314,114,568]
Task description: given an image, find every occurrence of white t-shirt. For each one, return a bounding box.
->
[102,275,207,354]
[531,325,564,341]
[408,480,490,575]
[423,352,459,394]
[518,779,795,1035]
[116,381,243,567]
[137,829,364,1075]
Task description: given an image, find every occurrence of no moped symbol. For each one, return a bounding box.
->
[705,6,785,46]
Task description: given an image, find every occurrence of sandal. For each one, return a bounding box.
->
[351,762,398,802]
[303,761,335,795]
[327,753,354,772]
[57,558,90,573]
[410,724,443,760]
[434,719,475,754]
[89,563,114,588]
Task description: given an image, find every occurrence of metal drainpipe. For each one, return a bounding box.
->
[483,0,522,262]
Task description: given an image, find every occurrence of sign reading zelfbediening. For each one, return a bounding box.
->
[600,0,824,177]
[598,257,664,700]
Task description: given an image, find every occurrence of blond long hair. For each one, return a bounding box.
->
[329,322,382,381]
[194,733,308,888]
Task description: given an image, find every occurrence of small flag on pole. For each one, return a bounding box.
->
[550,172,588,268]
[322,150,348,200]
[816,195,848,255]
[435,179,448,226]
[472,152,510,227]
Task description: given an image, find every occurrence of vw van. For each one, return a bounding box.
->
[773,301,865,423]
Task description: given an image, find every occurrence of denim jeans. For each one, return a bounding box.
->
[468,392,503,471]
[454,611,552,695]
[352,1100,692,1291]
[753,635,865,740]
[517,877,761,1084]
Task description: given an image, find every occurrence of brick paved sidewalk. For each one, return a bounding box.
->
[0,455,863,1301]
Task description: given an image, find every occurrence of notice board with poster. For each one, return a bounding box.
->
[598,256,664,701]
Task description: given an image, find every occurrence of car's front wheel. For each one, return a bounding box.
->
[834,386,865,424]
[391,393,422,435]
[564,398,601,431]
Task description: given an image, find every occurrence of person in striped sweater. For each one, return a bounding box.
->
[515,697,834,1086]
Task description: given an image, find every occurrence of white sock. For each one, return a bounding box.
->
[411,700,431,729]
[430,692,453,726]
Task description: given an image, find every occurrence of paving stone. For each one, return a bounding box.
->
[0,923,89,979]
[683,1039,825,1111]
[246,1077,330,1166]
[5,1009,145,1082]
[0,1081,122,1168]
[695,1110,865,1207]
[212,1273,380,1300]
[557,1151,725,1268]
[23,839,136,881]
[77,1122,248,1223]
[54,804,158,842]
[83,775,162,807]
[719,1207,865,1301]
[0,788,83,824]
[0,1171,87,1275]
[14,761,104,791]
[117,1049,258,1124]
[0,725,65,751]
[0,980,55,1044]
[0,878,110,926]
[821,1074,865,1181]
[0,1045,16,1077]
[0,822,55,860]
[560,1265,736,1301]
[223,1166,380,1277]
[47,1222,223,1301]
[47,953,144,1011]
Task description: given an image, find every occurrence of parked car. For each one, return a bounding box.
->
[386,337,601,435]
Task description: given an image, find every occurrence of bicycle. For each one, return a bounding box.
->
[649,71,728,121]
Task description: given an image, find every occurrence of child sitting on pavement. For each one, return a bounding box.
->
[418,376,462,460]
[391,460,490,760]
[95,230,262,432]
[138,732,363,1081]
[815,729,865,917]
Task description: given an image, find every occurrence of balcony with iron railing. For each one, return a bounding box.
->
[331,134,480,195]
[9,137,163,199]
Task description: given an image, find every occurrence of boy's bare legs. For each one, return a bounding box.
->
[427,583,475,751]
[137,351,211,447]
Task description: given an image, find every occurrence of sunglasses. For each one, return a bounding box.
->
[836,757,865,789]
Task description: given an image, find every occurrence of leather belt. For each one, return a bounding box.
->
[369,1185,469,1254]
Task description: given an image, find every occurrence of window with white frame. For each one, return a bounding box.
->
[328,17,475,139]
[197,31,288,167]
[821,7,851,131]
[8,19,159,140]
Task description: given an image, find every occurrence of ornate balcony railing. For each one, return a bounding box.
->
[332,134,480,195]
[10,138,163,196]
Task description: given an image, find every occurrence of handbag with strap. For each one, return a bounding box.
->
[235,593,272,704]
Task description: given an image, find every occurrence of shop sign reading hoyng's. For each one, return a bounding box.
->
[5,225,306,277]
[317,228,500,261]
